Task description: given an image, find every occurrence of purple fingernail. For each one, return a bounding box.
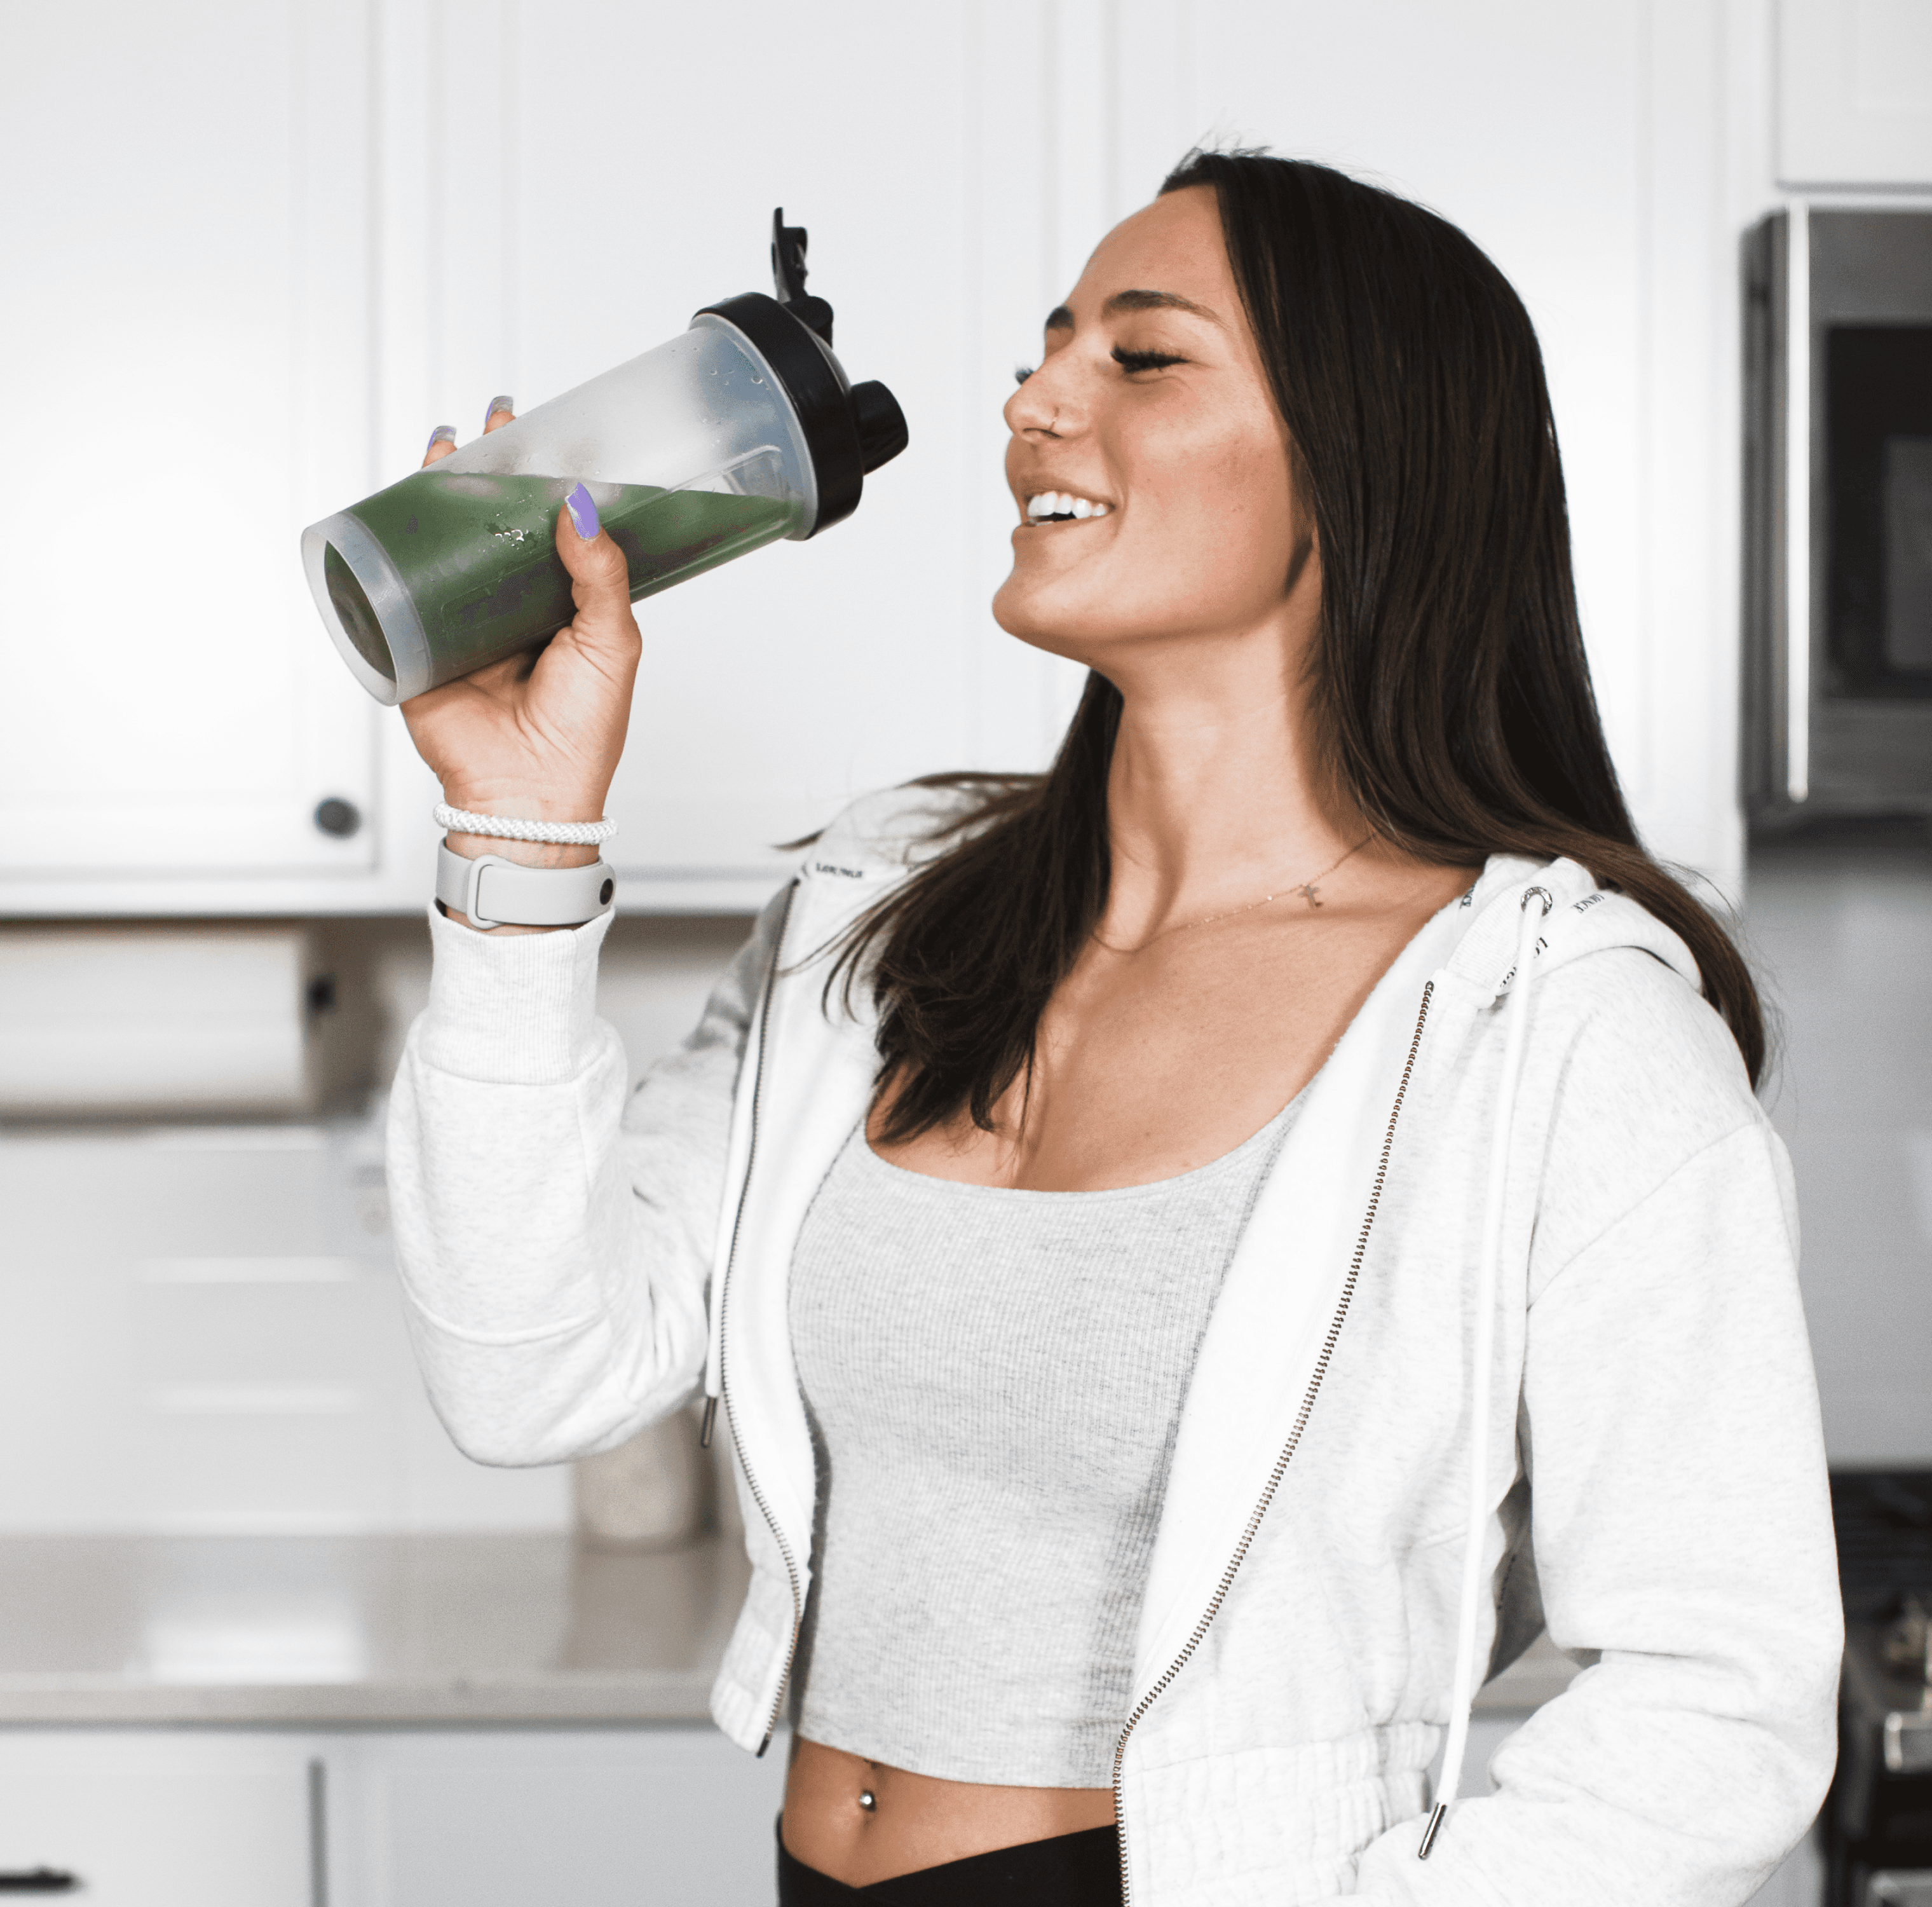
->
[565,482,600,540]
[425,424,457,454]
[484,395,514,426]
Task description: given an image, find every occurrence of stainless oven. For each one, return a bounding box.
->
[1827,1471,1932,1907]
[1745,207,1932,824]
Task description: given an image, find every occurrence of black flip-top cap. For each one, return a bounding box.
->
[692,210,908,538]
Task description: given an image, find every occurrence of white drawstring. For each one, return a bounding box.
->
[1419,884,1553,1860]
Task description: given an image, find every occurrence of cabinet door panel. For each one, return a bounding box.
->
[1778,0,1932,186]
[346,1726,789,1907]
[393,0,1082,902]
[0,0,377,880]
[1115,0,1743,889]
[0,1732,313,1906]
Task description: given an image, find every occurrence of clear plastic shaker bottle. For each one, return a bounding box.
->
[301,211,908,705]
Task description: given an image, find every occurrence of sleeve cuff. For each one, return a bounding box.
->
[418,902,616,1084]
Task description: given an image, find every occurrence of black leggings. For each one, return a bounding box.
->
[776,1822,1123,1906]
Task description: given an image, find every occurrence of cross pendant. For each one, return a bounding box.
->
[1296,881,1324,908]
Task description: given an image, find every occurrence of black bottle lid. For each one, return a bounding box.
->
[693,209,908,537]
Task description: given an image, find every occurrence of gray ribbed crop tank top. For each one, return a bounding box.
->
[786,1094,1302,1787]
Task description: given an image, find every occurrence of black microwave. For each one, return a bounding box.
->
[1745,207,1932,825]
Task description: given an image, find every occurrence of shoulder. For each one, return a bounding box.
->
[1435,857,1773,1283]
[1525,942,1776,1289]
[1447,857,1760,1167]
[805,776,1029,875]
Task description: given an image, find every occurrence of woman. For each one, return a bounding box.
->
[388,152,1840,1904]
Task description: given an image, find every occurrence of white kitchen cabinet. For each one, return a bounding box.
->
[3,0,1783,913]
[1108,0,1755,893]
[0,1,391,911]
[0,1726,787,1907]
[0,0,1081,918]
[1778,0,1932,187]
[326,1726,789,1907]
[0,1732,318,1906]
[376,0,1084,913]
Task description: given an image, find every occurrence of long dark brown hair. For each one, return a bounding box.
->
[831,149,1764,1142]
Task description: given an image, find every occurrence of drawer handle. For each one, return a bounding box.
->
[0,1873,78,1894]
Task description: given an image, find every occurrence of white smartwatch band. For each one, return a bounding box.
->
[435,842,616,930]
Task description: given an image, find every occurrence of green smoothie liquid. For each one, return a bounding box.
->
[331,469,799,690]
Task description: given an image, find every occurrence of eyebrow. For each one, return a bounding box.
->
[1043,289,1223,329]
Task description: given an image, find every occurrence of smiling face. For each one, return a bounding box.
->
[993,186,1316,677]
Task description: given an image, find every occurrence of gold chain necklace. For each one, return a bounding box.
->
[1092,833,1375,955]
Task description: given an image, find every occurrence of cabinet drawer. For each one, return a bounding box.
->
[0,1732,316,1906]
[334,1726,788,1907]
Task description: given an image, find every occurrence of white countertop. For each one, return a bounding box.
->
[0,1531,1575,1728]
[0,1533,747,1726]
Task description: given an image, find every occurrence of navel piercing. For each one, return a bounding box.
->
[857,1789,876,1812]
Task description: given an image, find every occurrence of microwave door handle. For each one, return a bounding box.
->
[1785,200,1811,806]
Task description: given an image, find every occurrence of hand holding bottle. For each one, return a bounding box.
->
[398,400,643,875]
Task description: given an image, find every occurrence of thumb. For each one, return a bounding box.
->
[555,484,636,637]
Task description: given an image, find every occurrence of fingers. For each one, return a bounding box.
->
[420,395,510,473]
[554,485,641,659]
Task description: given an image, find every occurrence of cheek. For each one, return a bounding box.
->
[1129,426,1298,587]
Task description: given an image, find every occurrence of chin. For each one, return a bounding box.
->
[991,577,1101,664]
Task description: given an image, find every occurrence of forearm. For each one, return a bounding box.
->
[385,889,782,1464]
[387,1023,704,1463]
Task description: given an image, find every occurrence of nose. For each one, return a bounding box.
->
[1004,358,1077,441]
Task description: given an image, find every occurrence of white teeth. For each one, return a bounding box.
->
[1025,491,1110,521]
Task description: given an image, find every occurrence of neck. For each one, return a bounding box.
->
[1099,634,1366,944]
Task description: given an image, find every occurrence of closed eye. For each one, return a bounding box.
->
[1113,346,1185,374]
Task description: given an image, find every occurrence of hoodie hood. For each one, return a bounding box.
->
[1442,854,1703,1003]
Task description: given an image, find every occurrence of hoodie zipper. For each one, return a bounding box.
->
[709,878,804,1758]
[1110,981,1436,1904]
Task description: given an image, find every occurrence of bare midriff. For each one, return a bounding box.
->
[781,1739,1116,1886]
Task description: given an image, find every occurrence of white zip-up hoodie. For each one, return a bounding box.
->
[386,784,1841,1906]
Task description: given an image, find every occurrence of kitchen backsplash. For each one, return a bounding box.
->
[0,913,751,1535]
[1754,815,1932,1460]
[1748,821,1932,1465]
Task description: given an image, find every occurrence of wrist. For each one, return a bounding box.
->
[440,785,611,828]
[441,831,601,871]
[436,792,610,872]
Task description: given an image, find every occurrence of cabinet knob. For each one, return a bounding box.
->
[0,1871,79,1893]
[313,796,362,838]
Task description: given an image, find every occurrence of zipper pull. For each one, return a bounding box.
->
[700,1395,718,1449]
[1418,1801,1448,1859]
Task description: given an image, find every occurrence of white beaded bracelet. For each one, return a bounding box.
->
[433,803,618,846]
